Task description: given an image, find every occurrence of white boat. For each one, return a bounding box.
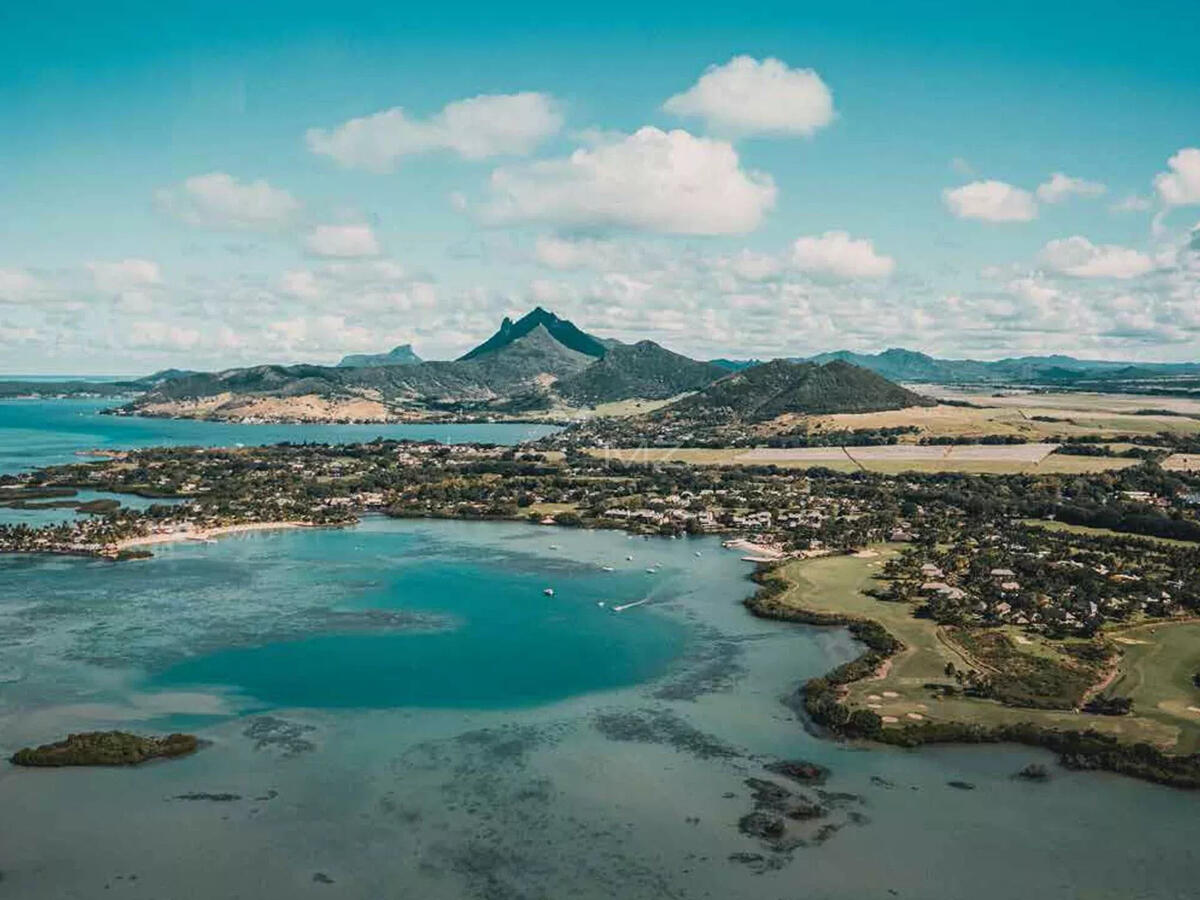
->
[597,601,606,607]
[543,588,555,596]
[549,544,560,550]
[625,555,633,561]
[645,568,657,574]
[601,565,615,572]
[613,597,650,613]
[694,551,703,557]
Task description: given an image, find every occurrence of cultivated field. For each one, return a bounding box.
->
[592,444,1135,474]
[814,394,1200,440]
[772,551,1191,750]
[1163,453,1200,472]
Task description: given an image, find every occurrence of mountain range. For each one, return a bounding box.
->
[117,307,935,421]
[10,307,1199,418]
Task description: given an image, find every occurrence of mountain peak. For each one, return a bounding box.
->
[459,308,607,361]
[337,344,423,368]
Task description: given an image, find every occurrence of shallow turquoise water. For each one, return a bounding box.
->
[0,488,185,527]
[151,522,686,709]
[1,519,1198,899]
[2,401,1199,900]
[0,398,560,473]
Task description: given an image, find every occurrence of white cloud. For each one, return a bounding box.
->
[279,269,321,300]
[155,173,301,230]
[724,250,783,282]
[481,127,776,235]
[791,231,895,279]
[0,268,41,304]
[1007,276,1060,305]
[304,224,381,258]
[943,180,1037,222]
[533,236,628,271]
[1154,148,1200,206]
[1039,236,1154,279]
[663,55,834,137]
[306,92,563,172]
[87,259,162,293]
[1110,194,1152,213]
[128,320,201,350]
[1035,172,1106,203]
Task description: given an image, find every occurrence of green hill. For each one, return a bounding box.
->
[657,359,932,424]
[554,340,726,406]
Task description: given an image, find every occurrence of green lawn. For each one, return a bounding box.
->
[773,550,1184,748]
[1108,622,1200,753]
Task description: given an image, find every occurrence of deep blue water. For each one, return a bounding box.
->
[0,399,560,474]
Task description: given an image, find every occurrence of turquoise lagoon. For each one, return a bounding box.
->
[1,517,1197,900]
[0,402,1196,898]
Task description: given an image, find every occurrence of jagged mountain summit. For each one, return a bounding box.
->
[337,344,423,368]
[459,307,608,361]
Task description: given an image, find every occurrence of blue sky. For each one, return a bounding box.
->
[1,1,1198,373]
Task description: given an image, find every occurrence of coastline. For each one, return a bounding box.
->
[111,520,316,552]
[743,559,1200,790]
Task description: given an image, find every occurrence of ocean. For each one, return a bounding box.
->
[0,405,1196,899]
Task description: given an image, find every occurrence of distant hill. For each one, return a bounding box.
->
[709,358,761,372]
[459,307,607,361]
[337,345,422,368]
[803,348,1200,384]
[554,341,727,406]
[657,360,932,424]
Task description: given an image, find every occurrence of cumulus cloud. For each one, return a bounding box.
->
[127,320,201,350]
[279,269,321,300]
[1039,236,1154,279]
[304,224,381,258]
[87,259,162,293]
[306,93,563,172]
[1110,194,1152,213]
[480,127,776,235]
[0,267,42,304]
[1154,148,1200,206]
[663,55,834,137]
[533,236,629,271]
[1035,172,1106,203]
[943,180,1037,222]
[791,231,895,280]
[155,173,301,230]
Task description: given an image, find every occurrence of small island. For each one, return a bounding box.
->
[10,731,199,767]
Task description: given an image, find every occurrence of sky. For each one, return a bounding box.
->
[1,1,1198,374]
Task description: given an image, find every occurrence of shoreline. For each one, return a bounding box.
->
[111,520,314,552]
[8,507,1200,791]
[743,559,1200,790]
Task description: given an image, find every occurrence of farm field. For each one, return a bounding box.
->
[1163,453,1200,471]
[771,551,1190,750]
[814,395,1200,440]
[592,444,1135,474]
[1022,519,1200,547]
